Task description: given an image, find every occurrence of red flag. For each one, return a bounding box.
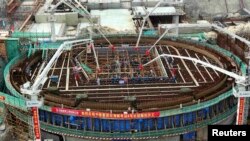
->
[97,68,102,73]
[10,24,15,32]
[145,50,150,56]
[133,47,139,51]
[171,68,177,76]
[109,45,115,51]
[139,64,144,70]
[89,44,93,48]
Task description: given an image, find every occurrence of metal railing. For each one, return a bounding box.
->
[7,104,237,139]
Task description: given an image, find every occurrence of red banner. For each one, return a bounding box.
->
[32,107,41,141]
[237,97,245,125]
[0,96,5,101]
[51,107,160,119]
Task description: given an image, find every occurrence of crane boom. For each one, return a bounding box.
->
[143,54,246,82]
[135,0,163,48]
[21,39,93,96]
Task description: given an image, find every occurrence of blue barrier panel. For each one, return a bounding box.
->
[131,119,140,130]
[219,102,223,112]
[204,107,209,119]
[55,115,62,126]
[209,107,213,117]
[94,118,101,131]
[157,117,164,130]
[188,113,193,124]
[148,119,154,130]
[63,115,68,127]
[125,120,130,132]
[120,120,125,132]
[164,116,169,128]
[102,119,109,132]
[183,131,196,141]
[142,119,148,131]
[175,115,180,127]
[86,117,92,131]
[39,110,45,121]
[110,120,114,132]
[69,116,77,129]
[192,112,196,123]
[46,112,52,124]
[81,117,85,130]
[171,116,175,127]
[114,120,119,132]
[69,116,76,124]
[183,114,187,126]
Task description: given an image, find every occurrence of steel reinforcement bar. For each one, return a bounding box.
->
[2,35,246,117]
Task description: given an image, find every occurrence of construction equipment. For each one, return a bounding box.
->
[46,0,112,46]
[212,24,250,125]
[135,0,163,48]
[20,38,93,141]
[144,53,249,125]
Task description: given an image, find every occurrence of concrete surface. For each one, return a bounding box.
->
[184,0,250,20]
[91,9,136,33]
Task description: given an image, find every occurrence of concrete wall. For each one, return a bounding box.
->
[184,0,250,20]
[35,12,79,26]
[87,0,250,21]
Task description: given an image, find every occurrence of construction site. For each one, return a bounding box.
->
[0,0,250,141]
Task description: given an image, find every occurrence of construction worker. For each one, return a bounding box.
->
[150,69,156,77]
[25,63,32,77]
[73,66,82,83]
[123,75,128,84]
[96,77,101,85]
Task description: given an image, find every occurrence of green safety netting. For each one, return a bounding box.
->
[39,42,62,49]
[11,32,51,38]
[28,43,33,58]
[0,92,51,112]
[0,102,4,124]
[5,38,20,61]
[0,92,26,110]
[143,29,158,36]
[81,63,93,74]
[179,33,206,41]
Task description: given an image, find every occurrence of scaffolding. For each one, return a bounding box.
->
[6,106,32,141]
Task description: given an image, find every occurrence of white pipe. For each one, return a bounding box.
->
[90,43,100,69]
[148,28,170,52]
[31,39,92,92]
[143,54,246,82]
[135,0,163,48]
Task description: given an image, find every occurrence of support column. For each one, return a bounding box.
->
[172,15,179,37]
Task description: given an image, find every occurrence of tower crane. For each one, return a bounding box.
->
[21,39,93,141]
[144,53,249,125]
